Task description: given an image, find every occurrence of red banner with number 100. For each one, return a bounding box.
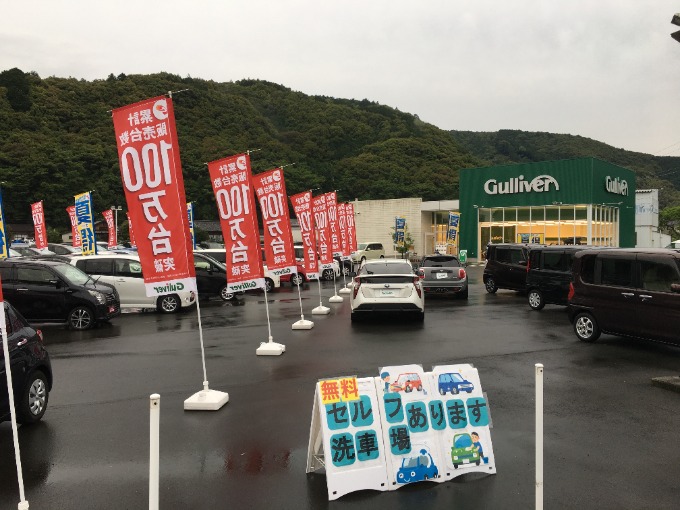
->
[111,96,195,297]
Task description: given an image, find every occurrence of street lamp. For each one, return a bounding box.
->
[110,206,122,245]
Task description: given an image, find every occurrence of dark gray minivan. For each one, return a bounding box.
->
[483,243,530,293]
[568,248,680,345]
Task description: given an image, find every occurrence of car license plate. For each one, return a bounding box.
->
[380,290,395,296]
[436,272,448,279]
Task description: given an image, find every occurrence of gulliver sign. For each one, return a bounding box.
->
[605,176,628,196]
[484,174,559,195]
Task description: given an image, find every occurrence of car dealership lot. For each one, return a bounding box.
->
[1,267,679,509]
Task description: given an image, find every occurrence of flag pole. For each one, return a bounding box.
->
[311,271,330,314]
[292,275,314,329]
[184,291,229,410]
[257,280,286,355]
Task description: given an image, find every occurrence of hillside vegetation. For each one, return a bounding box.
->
[1,68,679,233]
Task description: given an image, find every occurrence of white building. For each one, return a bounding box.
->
[635,189,670,248]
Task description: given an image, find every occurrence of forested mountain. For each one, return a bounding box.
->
[1,68,679,234]
[0,69,478,230]
[450,130,680,208]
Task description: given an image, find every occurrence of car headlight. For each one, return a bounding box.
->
[453,455,458,460]
[88,290,106,304]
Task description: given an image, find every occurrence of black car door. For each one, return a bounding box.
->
[636,253,680,343]
[12,265,68,322]
[1,304,24,418]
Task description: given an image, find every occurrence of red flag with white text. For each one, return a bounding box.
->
[346,203,357,252]
[325,192,342,257]
[252,168,297,279]
[103,209,116,248]
[31,201,47,250]
[127,212,136,247]
[111,96,196,296]
[337,203,350,258]
[312,195,334,267]
[66,206,81,248]
[290,191,319,280]
[207,153,264,292]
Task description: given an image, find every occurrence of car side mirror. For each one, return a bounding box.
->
[50,279,61,288]
[518,260,527,266]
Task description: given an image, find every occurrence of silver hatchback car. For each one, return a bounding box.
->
[417,254,468,299]
[350,259,424,322]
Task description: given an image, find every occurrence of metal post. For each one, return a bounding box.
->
[535,363,544,510]
[149,394,160,510]
[111,206,122,246]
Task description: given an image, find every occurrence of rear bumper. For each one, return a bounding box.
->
[352,303,423,313]
[422,282,467,293]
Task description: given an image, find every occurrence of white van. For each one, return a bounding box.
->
[350,242,385,263]
[69,254,196,313]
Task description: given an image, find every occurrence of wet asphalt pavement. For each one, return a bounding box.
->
[1,266,679,509]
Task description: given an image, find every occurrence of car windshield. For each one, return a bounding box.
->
[52,262,92,286]
[454,435,472,448]
[422,256,460,267]
[452,373,464,382]
[402,457,419,468]
[357,243,368,250]
[360,263,412,275]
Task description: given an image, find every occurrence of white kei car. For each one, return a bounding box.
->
[350,259,424,322]
[69,254,196,313]
[198,249,280,292]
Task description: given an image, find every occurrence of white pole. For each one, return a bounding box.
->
[1,308,29,510]
[535,363,544,510]
[149,393,160,510]
[311,270,330,314]
[195,296,208,388]
[256,281,285,354]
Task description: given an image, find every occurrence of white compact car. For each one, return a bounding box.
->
[350,259,424,322]
[198,249,280,292]
[69,254,196,313]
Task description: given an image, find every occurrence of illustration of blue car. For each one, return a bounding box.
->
[396,449,438,484]
[438,372,474,395]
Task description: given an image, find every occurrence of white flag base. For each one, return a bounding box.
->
[256,340,286,356]
[312,305,331,315]
[184,382,229,411]
[338,287,351,294]
[329,295,344,303]
[345,282,353,288]
[18,502,29,510]
[292,319,314,330]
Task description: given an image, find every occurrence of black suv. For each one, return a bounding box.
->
[193,252,236,301]
[483,243,530,294]
[0,258,120,330]
[1,301,53,424]
[525,245,594,310]
[568,248,680,345]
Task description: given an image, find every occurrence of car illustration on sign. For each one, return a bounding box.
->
[438,372,474,395]
[451,433,481,469]
[392,372,423,393]
[396,449,439,484]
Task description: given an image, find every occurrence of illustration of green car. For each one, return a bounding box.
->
[451,433,481,469]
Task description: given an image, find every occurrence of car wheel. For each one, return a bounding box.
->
[405,385,412,393]
[528,289,545,310]
[157,294,181,313]
[291,273,304,286]
[458,288,469,300]
[264,278,275,292]
[574,312,601,342]
[451,387,459,395]
[68,306,94,330]
[439,387,446,395]
[322,269,334,281]
[485,277,498,294]
[476,460,481,466]
[454,464,459,469]
[17,370,49,424]
[380,255,385,259]
[417,385,423,391]
[219,285,235,301]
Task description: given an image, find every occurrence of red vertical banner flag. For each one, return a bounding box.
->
[66,206,81,247]
[312,194,334,267]
[112,96,196,296]
[103,209,116,248]
[325,192,342,258]
[290,191,319,280]
[337,202,350,259]
[207,153,265,292]
[252,168,297,279]
[31,201,47,250]
[346,203,357,252]
[126,212,136,247]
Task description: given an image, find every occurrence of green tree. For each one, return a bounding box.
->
[390,224,415,259]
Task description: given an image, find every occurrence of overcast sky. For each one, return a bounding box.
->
[3,1,680,156]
